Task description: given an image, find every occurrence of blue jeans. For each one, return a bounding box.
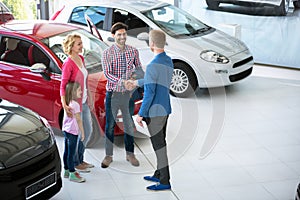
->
[74,102,92,165]
[82,102,93,147]
[63,131,78,172]
[105,91,135,156]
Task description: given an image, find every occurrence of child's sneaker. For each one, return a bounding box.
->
[69,171,85,183]
[64,169,69,178]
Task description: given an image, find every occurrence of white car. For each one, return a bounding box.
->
[206,0,300,16]
[52,0,253,97]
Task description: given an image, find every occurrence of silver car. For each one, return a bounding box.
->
[206,0,300,16]
[52,0,253,97]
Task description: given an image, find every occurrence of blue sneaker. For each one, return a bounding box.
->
[147,183,171,191]
[144,176,160,183]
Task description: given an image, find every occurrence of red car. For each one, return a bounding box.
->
[0,20,141,147]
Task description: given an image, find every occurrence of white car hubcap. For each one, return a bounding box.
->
[171,69,189,94]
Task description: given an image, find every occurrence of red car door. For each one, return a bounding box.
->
[0,61,61,123]
[0,35,64,126]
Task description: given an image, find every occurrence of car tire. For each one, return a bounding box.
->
[85,112,101,148]
[206,0,220,9]
[275,0,289,16]
[170,62,197,98]
[294,0,300,8]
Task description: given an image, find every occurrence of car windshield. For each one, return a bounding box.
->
[142,4,213,38]
[42,29,107,72]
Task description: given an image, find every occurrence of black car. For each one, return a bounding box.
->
[0,99,62,200]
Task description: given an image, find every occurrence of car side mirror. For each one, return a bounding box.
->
[137,32,149,41]
[30,63,46,73]
[29,63,50,81]
[137,32,149,46]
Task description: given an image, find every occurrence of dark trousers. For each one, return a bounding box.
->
[63,131,78,172]
[105,91,135,156]
[145,115,170,185]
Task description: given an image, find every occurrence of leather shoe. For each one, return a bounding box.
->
[144,176,160,182]
[101,156,113,168]
[147,183,171,191]
[75,164,90,173]
[83,161,94,168]
[126,154,140,167]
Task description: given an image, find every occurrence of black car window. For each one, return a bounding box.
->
[0,37,54,73]
[0,37,29,66]
[70,6,106,29]
[112,9,149,37]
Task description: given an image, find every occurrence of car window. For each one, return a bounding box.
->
[0,37,50,68]
[112,9,149,37]
[69,6,107,29]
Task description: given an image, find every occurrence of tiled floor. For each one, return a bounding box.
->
[52,64,300,200]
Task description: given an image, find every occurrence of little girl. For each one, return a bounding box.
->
[62,81,86,183]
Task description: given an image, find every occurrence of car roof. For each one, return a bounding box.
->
[64,0,168,12]
[0,20,80,39]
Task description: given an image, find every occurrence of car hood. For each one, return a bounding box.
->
[0,99,54,169]
[181,29,248,57]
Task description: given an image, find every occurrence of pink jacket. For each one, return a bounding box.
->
[60,55,86,111]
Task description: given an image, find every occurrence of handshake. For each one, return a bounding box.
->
[124,79,138,91]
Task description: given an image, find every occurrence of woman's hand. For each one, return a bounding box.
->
[88,98,94,110]
[81,133,85,141]
[63,105,73,117]
[88,91,94,110]
[61,95,72,117]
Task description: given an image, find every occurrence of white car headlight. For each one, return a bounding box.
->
[200,50,229,64]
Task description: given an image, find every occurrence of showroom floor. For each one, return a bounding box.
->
[52,64,300,200]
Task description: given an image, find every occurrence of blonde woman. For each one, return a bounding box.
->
[60,33,94,173]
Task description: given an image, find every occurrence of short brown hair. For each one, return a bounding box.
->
[62,33,81,55]
[149,30,166,49]
[111,22,128,34]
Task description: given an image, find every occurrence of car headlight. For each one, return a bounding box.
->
[200,50,229,64]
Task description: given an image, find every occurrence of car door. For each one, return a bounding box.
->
[0,36,60,123]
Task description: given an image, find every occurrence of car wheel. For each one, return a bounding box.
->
[206,0,220,9]
[170,62,197,98]
[294,0,300,8]
[276,0,289,16]
[85,112,101,148]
